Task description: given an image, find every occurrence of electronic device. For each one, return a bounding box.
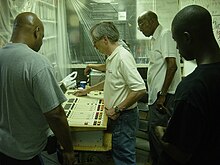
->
[63,90,107,129]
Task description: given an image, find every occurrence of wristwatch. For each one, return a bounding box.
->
[114,106,122,114]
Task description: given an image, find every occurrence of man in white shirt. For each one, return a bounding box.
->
[75,21,146,165]
[138,11,182,165]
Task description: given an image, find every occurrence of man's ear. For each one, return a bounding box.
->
[103,36,108,44]
[34,27,40,38]
[103,36,108,41]
[183,32,191,44]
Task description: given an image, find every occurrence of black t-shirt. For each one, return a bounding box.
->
[159,62,220,165]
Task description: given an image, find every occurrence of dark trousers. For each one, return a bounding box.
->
[148,94,175,165]
[0,152,43,165]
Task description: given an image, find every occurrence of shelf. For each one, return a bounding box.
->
[67,63,149,69]
[67,63,183,69]
[67,64,87,69]
[43,36,56,40]
[42,20,56,23]
[38,0,56,8]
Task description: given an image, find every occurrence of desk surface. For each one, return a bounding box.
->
[63,90,108,131]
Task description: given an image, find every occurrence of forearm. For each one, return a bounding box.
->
[117,89,146,110]
[86,80,104,93]
[45,106,73,152]
[88,64,106,72]
[161,58,177,94]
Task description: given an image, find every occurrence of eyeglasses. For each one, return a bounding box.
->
[92,36,103,44]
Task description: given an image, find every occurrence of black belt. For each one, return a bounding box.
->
[120,107,137,114]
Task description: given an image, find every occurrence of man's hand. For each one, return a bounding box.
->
[62,151,77,165]
[73,89,89,96]
[84,65,91,75]
[105,107,120,120]
[156,95,167,114]
[154,125,166,140]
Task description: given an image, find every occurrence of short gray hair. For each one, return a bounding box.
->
[90,22,119,43]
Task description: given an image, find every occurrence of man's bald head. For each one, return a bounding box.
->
[171,5,219,62]
[11,12,44,52]
[172,5,213,40]
[137,11,159,37]
[138,11,158,23]
[13,12,41,29]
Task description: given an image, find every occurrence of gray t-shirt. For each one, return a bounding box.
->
[0,43,67,160]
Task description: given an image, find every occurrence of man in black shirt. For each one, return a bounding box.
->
[155,5,220,165]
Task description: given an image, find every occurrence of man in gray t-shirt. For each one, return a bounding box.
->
[0,12,75,165]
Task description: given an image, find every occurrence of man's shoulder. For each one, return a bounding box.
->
[118,50,134,64]
[17,45,52,70]
[160,27,172,37]
[117,46,133,57]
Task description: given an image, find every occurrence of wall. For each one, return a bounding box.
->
[68,0,220,78]
[136,0,220,76]
[179,0,220,76]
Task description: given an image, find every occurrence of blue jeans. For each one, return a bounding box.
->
[109,107,138,165]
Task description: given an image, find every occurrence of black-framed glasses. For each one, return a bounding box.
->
[92,36,104,44]
[92,36,104,45]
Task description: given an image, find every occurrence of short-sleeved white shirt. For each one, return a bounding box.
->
[104,45,146,109]
[147,25,181,105]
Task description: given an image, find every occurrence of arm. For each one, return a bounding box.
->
[156,57,177,112]
[44,105,75,165]
[106,89,146,120]
[84,64,106,75]
[117,89,146,111]
[74,80,104,96]
[155,126,192,164]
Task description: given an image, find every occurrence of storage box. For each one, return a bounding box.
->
[89,70,105,86]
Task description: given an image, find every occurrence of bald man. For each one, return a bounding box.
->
[0,12,75,165]
[137,11,181,165]
[155,5,220,165]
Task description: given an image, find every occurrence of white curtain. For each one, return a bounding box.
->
[0,0,70,81]
[57,0,71,80]
[0,0,36,47]
[66,0,106,63]
[0,1,9,47]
